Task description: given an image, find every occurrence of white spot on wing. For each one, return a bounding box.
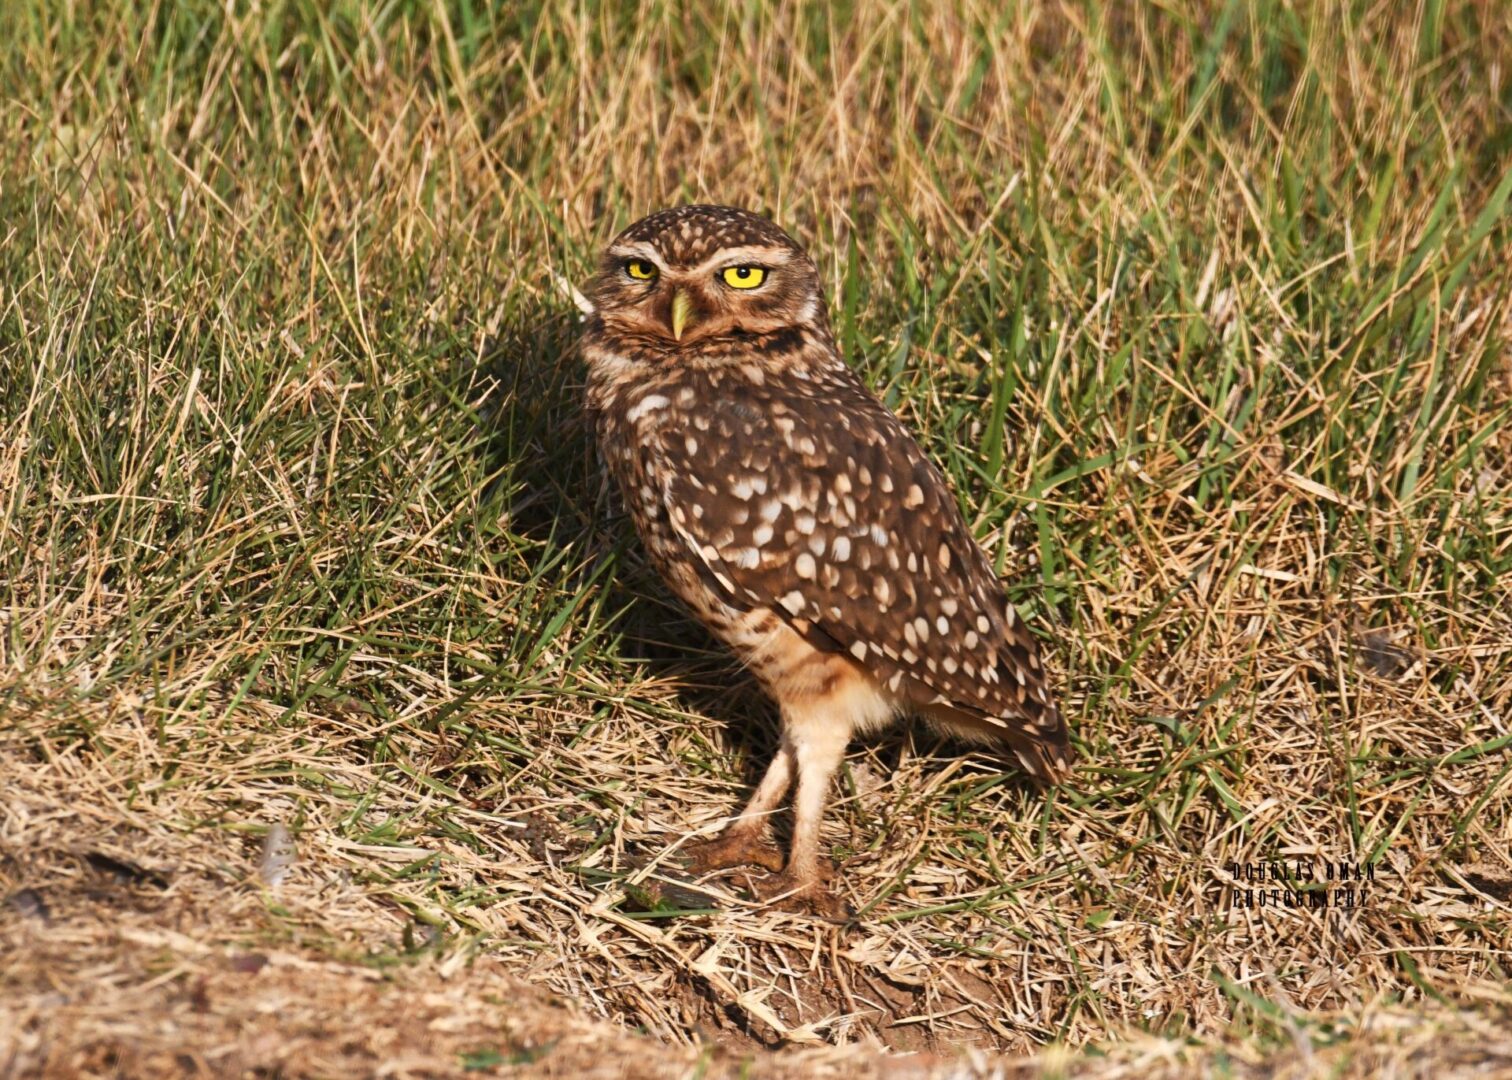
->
[626,394,669,424]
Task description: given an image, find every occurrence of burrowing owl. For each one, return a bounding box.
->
[582,205,1070,914]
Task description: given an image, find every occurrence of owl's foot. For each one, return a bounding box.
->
[683,830,786,875]
[749,866,849,920]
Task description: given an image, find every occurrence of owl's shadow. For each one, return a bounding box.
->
[470,308,1031,830]
[467,308,780,745]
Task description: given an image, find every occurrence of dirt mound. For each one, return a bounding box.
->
[0,756,887,1079]
[5,742,1511,1079]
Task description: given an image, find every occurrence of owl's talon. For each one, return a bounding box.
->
[749,867,849,920]
[684,832,786,875]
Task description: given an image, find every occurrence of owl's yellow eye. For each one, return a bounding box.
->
[625,260,657,281]
[721,266,767,289]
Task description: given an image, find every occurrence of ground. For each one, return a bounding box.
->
[2,1,1511,1077]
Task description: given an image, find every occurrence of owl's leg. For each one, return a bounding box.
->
[684,743,791,874]
[752,705,851,916]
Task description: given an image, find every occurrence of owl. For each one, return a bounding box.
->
[581,205,1071,915]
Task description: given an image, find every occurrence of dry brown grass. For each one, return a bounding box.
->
[6,748,1512,1077]
[3,0,1511,1075]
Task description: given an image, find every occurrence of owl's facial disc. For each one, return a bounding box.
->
[604,248,792,344]
[592,207,826,350]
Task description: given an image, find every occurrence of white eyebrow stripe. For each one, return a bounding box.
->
[605,242,794,275]
[692,245,794,274]
[607,242,664,266]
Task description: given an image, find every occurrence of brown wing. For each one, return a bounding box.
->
[644,368,1070,779]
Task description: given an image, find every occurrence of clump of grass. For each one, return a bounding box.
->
[2,0,1509,1065]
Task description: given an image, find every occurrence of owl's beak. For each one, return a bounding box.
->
[670,289,695,341]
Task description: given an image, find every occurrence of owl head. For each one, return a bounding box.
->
[586,205,827,348]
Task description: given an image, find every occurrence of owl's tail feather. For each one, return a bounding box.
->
[1007,722,1074,786]
[919,702,1074,786]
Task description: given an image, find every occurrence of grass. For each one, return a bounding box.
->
[3,0,1511,1074]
